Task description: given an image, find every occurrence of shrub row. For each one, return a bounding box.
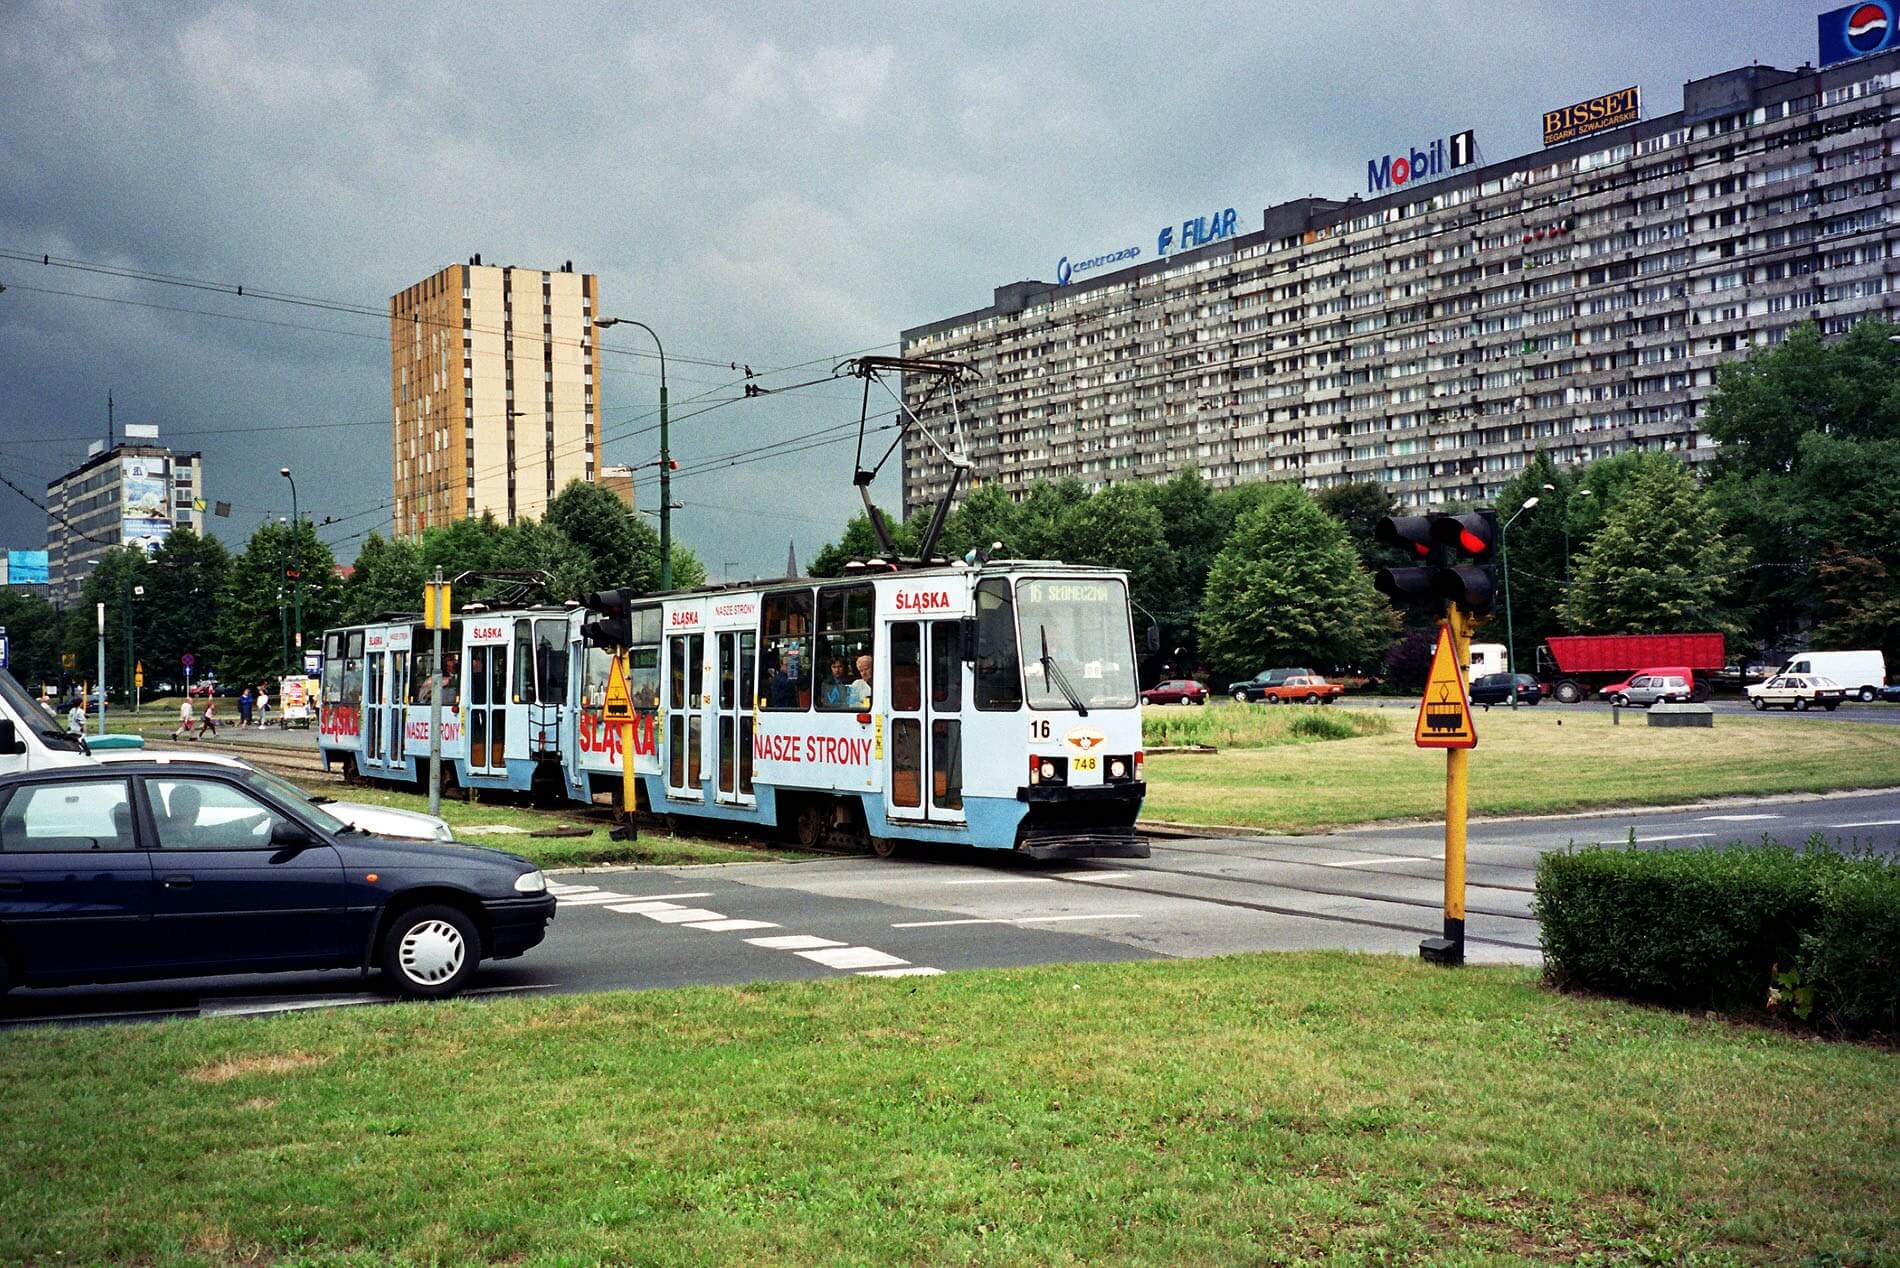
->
[1534,839,1900,1036]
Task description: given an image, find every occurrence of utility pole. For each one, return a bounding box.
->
[281,469,302,671]
[95,602,106,737]
[425,567,449,817]
[595,318,670,588]
[1499,496,1539,710]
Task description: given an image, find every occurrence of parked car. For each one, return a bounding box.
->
[1745,674,1848,712]
[1601,669,1696,708]
[1470,672,1543,706]
[1227,667,1317,702]
[93,750,456,842]
[1880,681,1900,703]
[1140,679,1208,705]
[1774,651,1887,703]
[0,761,554,998]
[1255,675,1345,705]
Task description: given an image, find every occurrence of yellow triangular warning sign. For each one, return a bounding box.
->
[1414,624,1477,750]
[603,652,634,722]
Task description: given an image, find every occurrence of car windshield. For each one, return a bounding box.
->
[238,768,350,835]
[1016,577,1138,711]
[0,668,84,753]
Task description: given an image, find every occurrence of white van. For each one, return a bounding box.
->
[1466,641,1508,678]
[1776,651,1887,703]
[0,669,94,776]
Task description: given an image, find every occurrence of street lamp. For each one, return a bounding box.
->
[595,317,671,589]
[1501,495,1540,709]
[1565,488,1593,585]
[280,468,302,674]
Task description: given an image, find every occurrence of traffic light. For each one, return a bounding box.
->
[580,588,638,647]
[1373,509,1500,614]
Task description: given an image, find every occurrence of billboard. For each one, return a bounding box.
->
[1542,86,1642,146]
[1820,3,1897,66]
[1367,131,1476,194]
[3,550,50,585]
[119,456,172,555]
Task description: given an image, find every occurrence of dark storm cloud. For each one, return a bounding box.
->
[0,0,1810,573]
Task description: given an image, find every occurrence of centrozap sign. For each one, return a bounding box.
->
[1820,2,1898,66]
[1056,244,1140,286]
[1368,130,1476,194]
[1542,86,1641,147]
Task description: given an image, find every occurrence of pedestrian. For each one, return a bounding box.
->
[238,686,254,727]
[255,684,271,728]
[172,697,196,741]
[67,700,85,735]
[199,697,221,739]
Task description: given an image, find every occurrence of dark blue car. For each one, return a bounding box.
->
[0,762,555,999]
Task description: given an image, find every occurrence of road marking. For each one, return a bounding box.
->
[1698,814,1783,822]
[1065,871,1134,881]
[892,917,1004,928]
[548,884,598,896]
[859,967,945,977]
[1833,819,1900,828]
[1314,854,1441,869]
[555,892,637,906]
[746,934,847,950]
[942,877,1055,886]
[1015,913,1143,923]
[684,918,779,932]
[204,995,385,1018]
[579,891,712,906]
[636,908,728,924]
[605,901,682,914]
[1627,833,1715,844]
[797,946,910,970]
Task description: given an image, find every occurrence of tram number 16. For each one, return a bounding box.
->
[1030,720,1051,740]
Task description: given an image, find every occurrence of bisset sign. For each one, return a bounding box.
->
[1542,86,1641,147]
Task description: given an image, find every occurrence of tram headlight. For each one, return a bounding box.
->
[1109,758,1127,780]
[1040,760,1057,780]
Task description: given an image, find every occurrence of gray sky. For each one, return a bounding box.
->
[0,0,1810,580]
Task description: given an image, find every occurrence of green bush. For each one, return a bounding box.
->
[1534,839,1900,1036]
[1289,710,1359,741]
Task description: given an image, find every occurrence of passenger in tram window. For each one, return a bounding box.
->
[822,657,851,707]
[851,655,873,708]
[763,648,798,709]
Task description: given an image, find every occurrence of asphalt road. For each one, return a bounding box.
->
[7,787,1897,1028]
[1337,697,1900,724]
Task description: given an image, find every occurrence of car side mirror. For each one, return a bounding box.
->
[271,819,316,850]
[1145,624,1160,653]
[0,719,23,757]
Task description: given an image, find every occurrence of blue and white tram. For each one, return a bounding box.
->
[318,606,571,797]
[574,562,1149,859]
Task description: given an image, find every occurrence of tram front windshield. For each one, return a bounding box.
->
[1016,577,1137,711]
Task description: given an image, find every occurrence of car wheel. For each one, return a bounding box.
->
[1612,694,1629,708]
[1825,702,1840,712]
[1859,687,1876,703]
[382,903,481,1000]
[1304,693,1320,704]
[1555,681,1582,705]
[1751,698,1767,711]
[1232,690,1249,703]
[1796,697,1811,712]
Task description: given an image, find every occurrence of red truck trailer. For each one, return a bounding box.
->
[1536,634,1726,704]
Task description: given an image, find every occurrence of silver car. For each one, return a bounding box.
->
[1613,673,1695,708]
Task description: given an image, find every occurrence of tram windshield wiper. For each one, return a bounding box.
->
[1039,625,1088,717]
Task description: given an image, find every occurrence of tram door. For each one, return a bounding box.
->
[714,630,756,806]
[364,650,386,765]
[886,620,965,824]
[665,632,705,800]
[386,648,407,767]
[466,639,509,776]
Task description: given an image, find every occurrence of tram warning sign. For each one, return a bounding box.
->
[602,653,634,722]
[1414,624,1477,749]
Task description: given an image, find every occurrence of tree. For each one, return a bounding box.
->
[936,483,1019,561]
[1046,483,1176,620]
[1490,453,1573,667]
[0,587,62,690]
[215,521,341,688]
[1197,484,1396,680]
[77,546,149,698]
[808,506,918,577]
[142,528,230,690]
[342,533,425,625]
[1796,433,1900,665]
[1315,480,1399,571]
[1702,319,1900,478]
[1562,460,1748,636]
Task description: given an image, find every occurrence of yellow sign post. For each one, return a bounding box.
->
[1416,607,1477,965]
[423,581,453,631]
[603,652,638,840]
[422,570,452,816]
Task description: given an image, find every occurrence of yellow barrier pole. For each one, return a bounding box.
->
[617,650,638,841]
[1442,604,1470,963]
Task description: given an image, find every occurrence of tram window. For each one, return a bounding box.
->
[631,607,661,644]
[469,646,488,707]
[534,619,566,705]
[815,584,874,711]
[513,621,536,704]
[932,719,962,811]
[760,589,813,711]
[322,633,344,704]
[342,631,365,707]
[411,646,461,708]
[630,647,660,712]
[890,622,922,712]
[581,646,612,708]
[931,622,962,712]
[973,579,1023,711]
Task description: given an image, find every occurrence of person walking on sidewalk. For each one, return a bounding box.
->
[255,684,271,728]
[199,698,221,739]
[238,686,254,728]
[172,698,196,741]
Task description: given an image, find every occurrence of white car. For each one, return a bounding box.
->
[1744,674,1848,713]
[91,750,457,841]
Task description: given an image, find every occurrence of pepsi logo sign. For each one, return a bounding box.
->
[1821,1,1897,64]
[1849,2,1892,51]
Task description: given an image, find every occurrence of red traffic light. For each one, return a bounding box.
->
[1374,515,1436,558]
[1430,510,1500,561]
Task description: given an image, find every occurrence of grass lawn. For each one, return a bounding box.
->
[1,954,1893,1264]
[1143,703,1900,832]
[1143,701,1391,749]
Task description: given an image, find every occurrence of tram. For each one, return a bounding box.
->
[316,561,1147,859]
[317,605,571,799]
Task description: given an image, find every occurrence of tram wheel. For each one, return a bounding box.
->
[869,835,903,860]
[341,756,362,786]
[790,797,829,850]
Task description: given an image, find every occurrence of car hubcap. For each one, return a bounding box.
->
[399,919,464,984]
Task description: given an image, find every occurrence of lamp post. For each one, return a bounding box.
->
[280,468,302,672]
[595,317,671,589]
[1501,495,1540,709]
[1565,487,1593,585]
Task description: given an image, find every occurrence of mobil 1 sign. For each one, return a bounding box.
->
[1368,130,1476,195]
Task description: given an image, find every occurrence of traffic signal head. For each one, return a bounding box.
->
[1372,509,1501,615]
[580,587,638,647]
